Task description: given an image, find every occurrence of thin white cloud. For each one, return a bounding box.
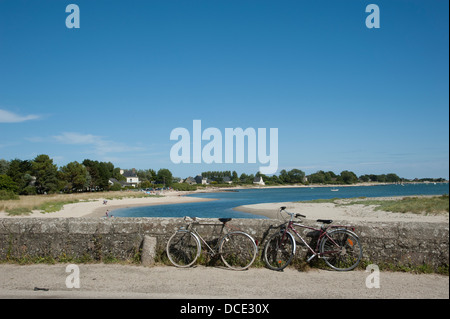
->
[358,161,392,166]
[52,132,145,155]
[53,132,99,145]
[0,109,40,123]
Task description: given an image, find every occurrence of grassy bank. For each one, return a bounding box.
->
[301,195,449,215]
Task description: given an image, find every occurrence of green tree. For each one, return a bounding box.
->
[0,159,10,175]
[359,174,370,182]
[231,171,239,182]
[60,161,88,192]
[278,169,289,183]
[340,170,358,184]
[82,159,113,190]
[112,168,126,182]
[287,169,306,184]
[309,171,326,184]
[156,168,173,186]
[0,174,19,193]
[7,159,33,194]
[137,169,156,183]
[386,173,401,183]
[97,162,112,190]
[32,154,59,194]
[239,173,254,184]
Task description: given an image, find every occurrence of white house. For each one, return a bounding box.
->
[120,169,140,188]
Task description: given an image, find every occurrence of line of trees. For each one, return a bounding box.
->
[1,155,446,197]
[0,155,126,195]
[198,169,415,186]
[0,155,176,196]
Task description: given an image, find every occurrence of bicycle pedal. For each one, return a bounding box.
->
[306,254,316,263]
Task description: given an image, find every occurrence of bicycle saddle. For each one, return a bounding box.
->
[317,219,333,224]
[219,218,232,223]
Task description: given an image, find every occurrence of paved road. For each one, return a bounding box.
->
[0,264,448,299]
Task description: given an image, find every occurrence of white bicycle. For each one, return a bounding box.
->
[166,216,258,271]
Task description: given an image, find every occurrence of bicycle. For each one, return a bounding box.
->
[166,216,258,271]
[263,206,362,271]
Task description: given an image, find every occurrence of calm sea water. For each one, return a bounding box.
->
[111,183,449,219]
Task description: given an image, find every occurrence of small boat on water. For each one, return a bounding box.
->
[331,188,339,192]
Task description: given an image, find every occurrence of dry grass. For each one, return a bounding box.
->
[0,191,151,215]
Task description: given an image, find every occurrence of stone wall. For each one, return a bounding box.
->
[0,218,448,270]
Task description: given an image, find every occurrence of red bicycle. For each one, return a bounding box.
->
[263,206,363,271]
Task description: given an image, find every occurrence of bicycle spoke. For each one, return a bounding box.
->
[220,232,257,270]
[320,230,362,271]
[167,230,199,267]
[263,232,295,271]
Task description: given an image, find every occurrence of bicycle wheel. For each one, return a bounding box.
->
[263,231,296,271]
[219,231,258,270]
[166,230,201,268]
[319,229,362,271]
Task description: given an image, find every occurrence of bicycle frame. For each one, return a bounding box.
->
[279,214,356,262]
[183,220,231,256]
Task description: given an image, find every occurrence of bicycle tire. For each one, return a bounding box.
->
[263,231,296,271]
[166,229,201,268]
[319,229,362,271]
[219,231,258,270]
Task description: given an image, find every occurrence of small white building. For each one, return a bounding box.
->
[253,176,265,186]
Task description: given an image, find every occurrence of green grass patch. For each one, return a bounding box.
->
[5,207,33,216]
[297,195,449,215]
[341,195,449,214]
[298,197,340,204]
[34,200,80,213]
[104,193,163,201]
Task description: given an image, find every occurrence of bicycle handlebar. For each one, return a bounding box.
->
[279,206,306,219]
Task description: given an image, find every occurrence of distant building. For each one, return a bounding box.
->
[185,177,197,185]
[223,176,233,184]
[120,169,140,188]
[195,175,209,185]
[108,178,120,186]
[253,176,265,186]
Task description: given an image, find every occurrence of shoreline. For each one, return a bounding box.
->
[0,184,448,222]
[86,195,218,218]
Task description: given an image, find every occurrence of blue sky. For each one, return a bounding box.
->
[0,0,448,179]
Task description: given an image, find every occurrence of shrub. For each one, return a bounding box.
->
[0,190,19,200]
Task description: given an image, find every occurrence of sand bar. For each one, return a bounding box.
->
[234,196,449,223]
